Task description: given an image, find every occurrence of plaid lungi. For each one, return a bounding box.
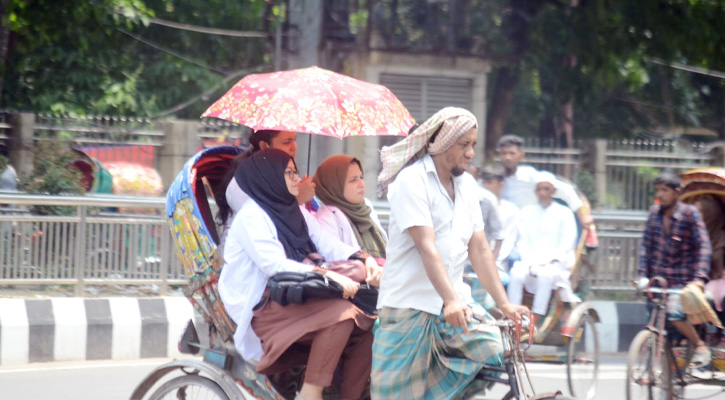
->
[371,307,503,400]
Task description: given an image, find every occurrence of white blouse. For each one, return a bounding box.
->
[314,198,388,249]
[218,198,359,362]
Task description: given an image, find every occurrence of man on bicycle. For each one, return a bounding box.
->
[372,107,527,399]
[639,171,712,366]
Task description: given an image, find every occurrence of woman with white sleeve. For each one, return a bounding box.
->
[219,149,374,400]
[313,155,387,279]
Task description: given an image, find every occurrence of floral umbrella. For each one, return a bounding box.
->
[201,66,415,138]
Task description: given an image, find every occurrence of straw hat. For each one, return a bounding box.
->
[680,284,723,329]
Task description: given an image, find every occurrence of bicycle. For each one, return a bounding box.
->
[626,276,725,400]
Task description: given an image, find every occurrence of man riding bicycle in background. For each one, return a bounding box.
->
[638,171,712,367]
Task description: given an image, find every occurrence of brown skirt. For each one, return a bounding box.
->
[251,296,375,374]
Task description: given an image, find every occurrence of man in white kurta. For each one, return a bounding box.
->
[506,172,578,317]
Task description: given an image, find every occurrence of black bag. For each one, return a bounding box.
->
[266,271,378,315]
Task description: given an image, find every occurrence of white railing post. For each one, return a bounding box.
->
[74,205,87,296]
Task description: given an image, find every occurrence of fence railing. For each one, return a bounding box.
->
[0,193,651,295]
[0,192,183,296]
[521,137,718,210]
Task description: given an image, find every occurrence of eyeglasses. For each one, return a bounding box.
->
[284,169,300,181]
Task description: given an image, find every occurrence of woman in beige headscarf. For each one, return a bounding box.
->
[313,155,386,284]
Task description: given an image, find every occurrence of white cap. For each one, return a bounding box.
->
[535,171,557,186]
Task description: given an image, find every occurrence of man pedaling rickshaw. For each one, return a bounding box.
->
[637,171,713,368]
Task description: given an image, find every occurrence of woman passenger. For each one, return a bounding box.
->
[218,148,374,400]
[313,155,386,283]
[216,130,315,253]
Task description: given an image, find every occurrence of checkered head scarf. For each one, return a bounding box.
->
[377,107,477,197]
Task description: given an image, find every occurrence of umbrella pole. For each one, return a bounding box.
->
[306,136,312,176]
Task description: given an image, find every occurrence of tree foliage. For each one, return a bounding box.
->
[0,0,272,118]
[484,0,725,145]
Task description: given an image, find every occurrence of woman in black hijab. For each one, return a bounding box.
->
[219,148,374,400]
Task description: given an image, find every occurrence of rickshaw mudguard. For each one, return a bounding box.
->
[129,358,246,400]
[560,301,600,338]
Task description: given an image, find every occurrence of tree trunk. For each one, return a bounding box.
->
[720,86,725,140]
[0,1,9,102]
[557,93,575,179]
[485,67,519,161]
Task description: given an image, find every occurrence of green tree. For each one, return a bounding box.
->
[0,0,272,118]
[19,141,84,215]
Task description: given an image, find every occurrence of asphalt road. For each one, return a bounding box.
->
[1,356,723,400]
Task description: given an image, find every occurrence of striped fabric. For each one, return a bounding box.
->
[371,307,503,400]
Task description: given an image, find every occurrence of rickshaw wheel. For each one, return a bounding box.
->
[566,314,599,400]
[626,330,673,400]
[148,375,230,400]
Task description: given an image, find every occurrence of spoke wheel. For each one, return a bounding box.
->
[626,330,673,400]
[149,374,230,400]
[566,314,600,400]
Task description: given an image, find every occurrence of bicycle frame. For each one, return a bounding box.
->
[643,278,689,390]
[475,313,565,400]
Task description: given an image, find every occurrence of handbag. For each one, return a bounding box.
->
[303,252,367,283]
[325,259,367,283]
[266,271,378,315]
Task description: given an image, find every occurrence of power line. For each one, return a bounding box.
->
[148,17,269,38]
[117,28,227,75]
[649,58,725,80]
[150,66,271,119]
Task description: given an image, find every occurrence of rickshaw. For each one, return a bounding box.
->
[130,146,577,400]
[626,167,725,400]
[467,198,601,400]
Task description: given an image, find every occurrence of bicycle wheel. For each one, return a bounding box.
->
[149,374,230,400]
[626,330,672,400]
[566,314,599,400]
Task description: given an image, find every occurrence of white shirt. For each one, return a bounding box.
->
[377,154,485,315]
[496,198,519,267]
[516,201,577,269]
[218,199,359,362]
[314,198,388,249]
[502,165,583,212]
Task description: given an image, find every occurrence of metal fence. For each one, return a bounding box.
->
[0,192,183,295]
[521,137,715,210]
[522,138,582,180]
[604,139,711,210]
[0,193,651,295]
[32,114,164,169]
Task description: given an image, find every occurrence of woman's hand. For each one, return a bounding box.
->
[296,175,316,204]
[364,256,383,287]
[325,270,359,299]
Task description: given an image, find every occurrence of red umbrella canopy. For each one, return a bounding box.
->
[201,66,415,138]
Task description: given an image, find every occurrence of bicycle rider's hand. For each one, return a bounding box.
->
[499,303,529,321]
[324,270,359,299]
[443,299,472,334]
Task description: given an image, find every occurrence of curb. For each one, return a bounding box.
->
[587,300,647,353]
[0,297,205,366]
[0,298,649,366]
